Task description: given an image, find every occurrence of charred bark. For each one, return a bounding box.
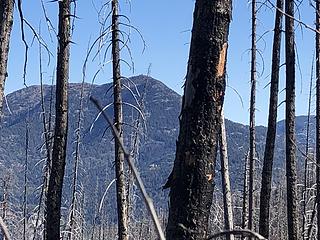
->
[112,0,128,239]
[45,0,71,239]
[248,0,257,232]
[258,0,283,238]
[0,0,14,116]
[164,0,232,239]
[285,0,299,239]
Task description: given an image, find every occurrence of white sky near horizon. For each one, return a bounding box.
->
[4,0,317,126]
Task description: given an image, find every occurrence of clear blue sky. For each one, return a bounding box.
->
[5,0,317,125]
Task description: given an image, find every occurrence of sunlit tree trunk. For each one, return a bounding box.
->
[164,0,232,239]
[219,110,234,240]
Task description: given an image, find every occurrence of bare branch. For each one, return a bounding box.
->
[267,0,320,34]
[98,178,116,213]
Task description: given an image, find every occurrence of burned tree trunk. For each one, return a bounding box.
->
[302,59,314,239]
[219,110,234,240]
[0,0,14,116]
[248,0,257,233]
[45,0,71,239]
[112,0,128,239]
[258,0,283,238]
[164,0,232,239]
[285,0,298,239]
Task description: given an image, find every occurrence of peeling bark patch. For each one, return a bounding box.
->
[206,174,213,181]
[217,43,227,77]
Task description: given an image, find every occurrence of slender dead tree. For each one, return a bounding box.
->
[126,78,148,235]
[23,120,29,240]
[316,0,320,238]
[1,176,9,240]
[66,101,83,240]
[33,63,55,240]
[33,33,55,240]
[219,110,234,240]
[258,0,283,238]
[66,66,86,240]
[302,56,314,239]
[241,152,249,239]
[45,0,71,239]
[91,96,165,239]
[248,0,257,232]
[0,216,10,240]
[163,0,232,239]
[80,191,85,240]
[0,0,14,116]
[111,0,128,239]
[285,0,299,238]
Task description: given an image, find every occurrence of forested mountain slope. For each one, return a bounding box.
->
[0,75,313,222]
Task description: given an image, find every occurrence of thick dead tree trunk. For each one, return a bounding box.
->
[112,1,128,240]
[248,0,257,232]
[285,0,298,239]
[164,0,232,239]
[316,0,320,238]
[45,0,71,239]
[0,0,14,116]
[219,110,234,240]
[258,0,283,238]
